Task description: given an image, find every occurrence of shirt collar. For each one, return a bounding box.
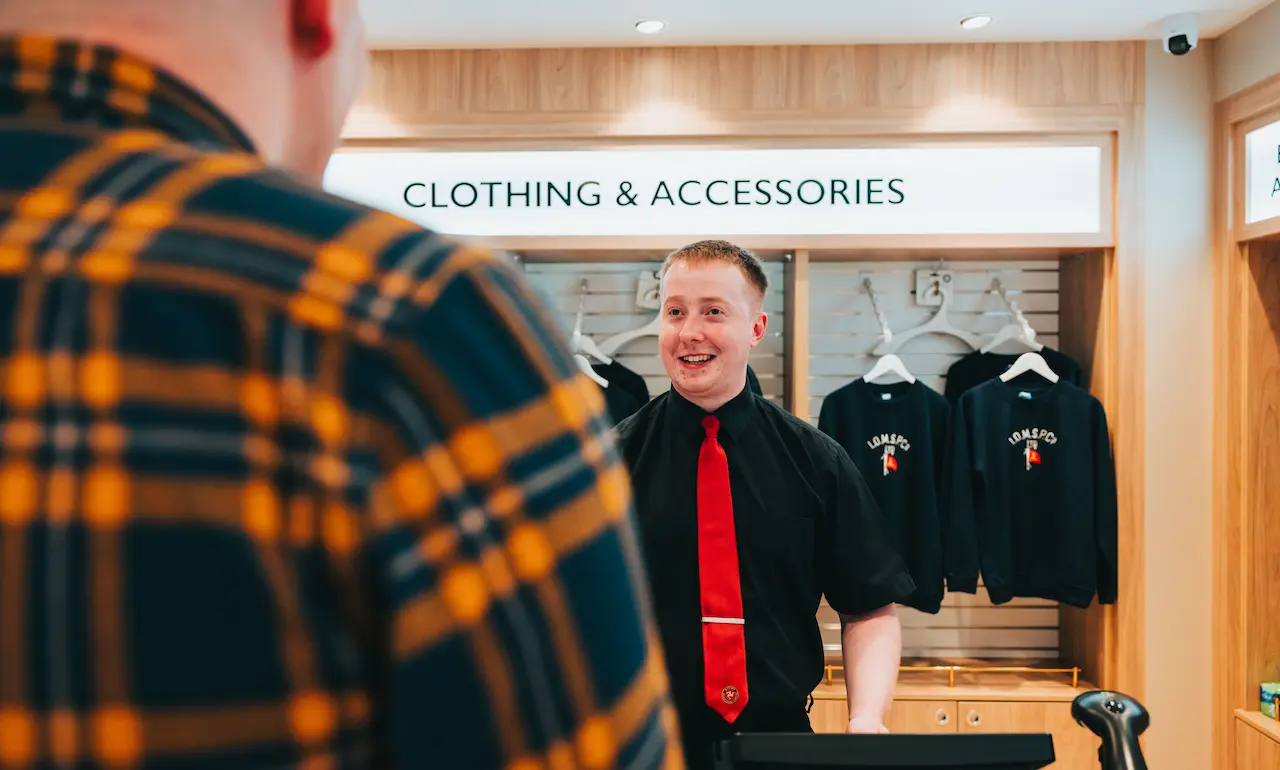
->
[666,380,756,443]
[0,35,255,152]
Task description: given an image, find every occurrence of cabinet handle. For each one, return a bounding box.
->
[935,709,950,725]
[966,709,982,727]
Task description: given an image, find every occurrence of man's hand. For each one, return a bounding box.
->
[846,716,889,734]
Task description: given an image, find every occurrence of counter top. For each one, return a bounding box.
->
[813,668,1093,703]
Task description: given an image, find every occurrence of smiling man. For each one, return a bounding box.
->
[615,240,916,769]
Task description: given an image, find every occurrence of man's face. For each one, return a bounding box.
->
[659,260,767,407]
[286,0,370,181]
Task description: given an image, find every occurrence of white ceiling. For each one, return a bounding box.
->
[360,0,1272,49]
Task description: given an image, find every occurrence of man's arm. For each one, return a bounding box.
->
[839,605,902,732]
[816,442,914,735]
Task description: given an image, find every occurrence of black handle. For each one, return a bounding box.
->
[1071,690,1149,770]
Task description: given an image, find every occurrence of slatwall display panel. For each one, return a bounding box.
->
[817,595,1061,661]
[809,260,1063,661]
[521,261,787,405]
[807,261,1061,420]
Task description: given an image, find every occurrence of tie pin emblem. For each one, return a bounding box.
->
[721,685,740,704]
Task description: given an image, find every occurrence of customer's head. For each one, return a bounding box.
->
[0,0,369,180]
[658,240,769,411]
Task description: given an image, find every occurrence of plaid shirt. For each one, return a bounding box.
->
[0,36,680,770]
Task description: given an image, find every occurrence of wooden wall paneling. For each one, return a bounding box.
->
[1112,104,1146,701]
[785,250,810,418]
[1214,70,1280,770]
[1245,240,1280,696]
[343,43,1145,141]
[1056,249,1111,687]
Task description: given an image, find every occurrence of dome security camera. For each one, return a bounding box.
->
[1162,13,1200,56]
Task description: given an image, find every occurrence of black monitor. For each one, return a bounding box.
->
[712,732,1057,770]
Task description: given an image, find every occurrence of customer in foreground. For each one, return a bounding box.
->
[0,1,680,768]
[614,240,913,770]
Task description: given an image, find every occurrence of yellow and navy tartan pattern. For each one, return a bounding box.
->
[0,36,681,770]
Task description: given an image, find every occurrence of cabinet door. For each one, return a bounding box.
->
[808,699,848,734]
[887,700,958,734]
[957,701,1099,769]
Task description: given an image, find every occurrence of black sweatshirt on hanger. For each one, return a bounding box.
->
[593,360,650,406]
[818,379,950,613]
[944,347,1084,405]
[944,377,1118,608]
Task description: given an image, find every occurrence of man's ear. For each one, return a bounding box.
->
[751,311,769,347]
[291,0,335,58]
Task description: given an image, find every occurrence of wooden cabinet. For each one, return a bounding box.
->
[887,700,957,734]
[956,700,1099,768]
[808,698,957,734]
[809,680,1101,768]
[1234,711,1280,769]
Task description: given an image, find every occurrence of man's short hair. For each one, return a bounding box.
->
[661,240,769,305]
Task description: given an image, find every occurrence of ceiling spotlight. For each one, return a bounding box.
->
[635,19,666,34]
[960,14,992,29]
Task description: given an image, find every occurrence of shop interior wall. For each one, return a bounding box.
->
[342,36,1149,716]
[1212,0,1280,103]
[1140,39,1214,770]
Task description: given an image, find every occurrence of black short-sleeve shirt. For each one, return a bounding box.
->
[615,384,915,724]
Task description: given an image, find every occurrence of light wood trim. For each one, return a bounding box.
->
[784,250,810,419]
[342,110,1133,143]
[341,132,1118,152]
[1111,103,1146,704]
[1237,710,1280,745]
[1223,72,1280,125]
[1237,218,1280,241]
[468,233,1115,253]
[1213,98,1248,770]
[1231,106,1280,238]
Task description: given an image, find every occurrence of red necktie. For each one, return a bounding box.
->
[697,415,748,723]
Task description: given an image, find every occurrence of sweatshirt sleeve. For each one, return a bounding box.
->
[1093,399,1120,604]
[943,396,980,593]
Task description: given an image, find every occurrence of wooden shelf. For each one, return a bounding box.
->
[1236,710,1280,745]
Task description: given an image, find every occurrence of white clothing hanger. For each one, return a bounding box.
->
[597,269,664,357]
[572,279,613,364]
[860,277,916,384]
[598,315,661,357]
[864,354,916,384]
[999,352,1059,383]
[575,354,609,387]
[872,270,985,355]
[981,278,1043,354]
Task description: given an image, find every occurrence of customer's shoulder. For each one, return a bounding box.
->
[99,130,510,340]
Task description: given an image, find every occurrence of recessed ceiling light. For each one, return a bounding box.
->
[635,19,666,34]
[960,14,992,29]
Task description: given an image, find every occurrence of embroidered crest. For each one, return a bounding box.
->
[721,685,740,704]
